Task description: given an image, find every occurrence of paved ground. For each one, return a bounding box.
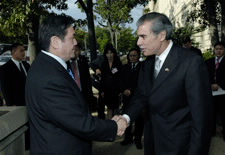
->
[93,135,225,155]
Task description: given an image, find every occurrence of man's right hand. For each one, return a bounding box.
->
[96,69,101,75]
[211,84,219,91]
[112,115,128,136]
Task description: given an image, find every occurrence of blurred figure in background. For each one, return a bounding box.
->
[67,43,97,112]
[0,43,30,106]
[182,36,203,57]
[99,43,122,119]
[205,41,225,141]
[120,48,144,149]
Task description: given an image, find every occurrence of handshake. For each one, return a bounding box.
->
[112,115,128,136]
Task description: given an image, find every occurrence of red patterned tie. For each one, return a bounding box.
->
[214,57,220,82]
[72,61,81,90]
[215,57,220,69]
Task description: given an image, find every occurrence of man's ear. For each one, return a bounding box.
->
[50,36,61,49]
[159,30,167,41]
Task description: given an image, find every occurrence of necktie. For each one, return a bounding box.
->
[19,62,26,77]
[72,61,81,90]
[214,57,220,82]
[154,57,161,78]
[67,68,75,80]
[215,57,220,69]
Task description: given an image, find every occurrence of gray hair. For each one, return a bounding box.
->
[136,12,173,40]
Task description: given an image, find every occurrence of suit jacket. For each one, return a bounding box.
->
[100,58,122,109]
[205,56,225,90]
[75,55,93,98]
[120,62,142,108]
[69,55,95,111]
[26,52,117,155]
[0,59,30,106]
[125,44,213,155]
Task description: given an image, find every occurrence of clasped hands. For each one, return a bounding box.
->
[112,115,128,136]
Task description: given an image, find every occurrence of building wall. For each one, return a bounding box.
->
[147,0,212,52]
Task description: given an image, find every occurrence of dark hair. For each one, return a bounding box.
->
[128,48,141,56]
[182,36,191,44]
[214,41,225,48]
[103,43,118,60]
[127,48,141,63]
[11,43,23,53]
[39,14,75,51]
[137,12,173,40]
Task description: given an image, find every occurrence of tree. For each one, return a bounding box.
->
[95,25,137,54]
[76,0,98,61]
[188,0,224,46]
[94,0,147,49]
[0,0,68,62]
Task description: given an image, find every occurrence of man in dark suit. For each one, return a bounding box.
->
[0,43,30,106]
[182,36,203,57]
[205,41,225,141]
[120,48,144,149]
[68,43,97,112]
[114,12,213,155]
[25,14,127,155]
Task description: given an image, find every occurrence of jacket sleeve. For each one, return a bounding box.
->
[40,77,117,142]
[186,56,213,155]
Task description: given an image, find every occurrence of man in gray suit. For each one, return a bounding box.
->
[26,14,126,155]
[114,12,213,155]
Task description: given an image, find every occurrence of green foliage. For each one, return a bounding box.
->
[75,29,88,49]
[203,49,214,60]
[0,0,68,39]
[95,26,111,53]
[95,26,137,53]
[117,27,138,53]
[172,25,205,46]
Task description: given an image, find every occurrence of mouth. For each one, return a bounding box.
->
[139,48,145,52]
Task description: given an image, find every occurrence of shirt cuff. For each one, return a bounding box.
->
[122,114,130,124]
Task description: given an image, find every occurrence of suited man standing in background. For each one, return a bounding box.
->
[120,48,144,149]
[0,43,30,106]
[114,12,213,155]
[205,41,225,141]
[67,43,96,112]
[26,14,127,155]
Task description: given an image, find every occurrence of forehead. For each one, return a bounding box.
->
[106,50,113,53]
[137,21,152,34]
[130,50,138,54]
[66,26,75,36]
[16,45,25,50]
[215,45,225,49]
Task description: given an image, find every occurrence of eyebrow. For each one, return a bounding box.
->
[138,35,146,38]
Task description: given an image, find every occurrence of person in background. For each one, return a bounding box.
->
[113,12,213,155]
[67,43,97,112]
[205,41,225,141]
[90,50,105,119]
[0,43,30,106]
[120,48,144,149]
[182,36,203,57]
[100,43,122,119]
[25,14,126,155]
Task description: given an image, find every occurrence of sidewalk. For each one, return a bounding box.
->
[93,135,225,155]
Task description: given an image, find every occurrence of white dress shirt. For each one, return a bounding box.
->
[123,40,174,124]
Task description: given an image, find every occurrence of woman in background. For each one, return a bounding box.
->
[100,43,122,119]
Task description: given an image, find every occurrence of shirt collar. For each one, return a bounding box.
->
[216,56,224,62]
[41,50,67,70]
[11,57,20,67]
[156,40,173,64]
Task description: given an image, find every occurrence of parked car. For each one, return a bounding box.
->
[0,55,11,66]
[0,43,11,55]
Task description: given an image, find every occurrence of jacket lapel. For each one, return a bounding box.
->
[151,45,178,94]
